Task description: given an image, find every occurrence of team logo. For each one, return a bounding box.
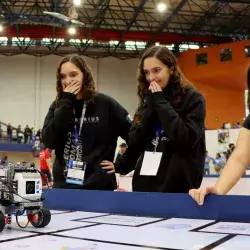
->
[82,117,99,123]
[126,114,133,124]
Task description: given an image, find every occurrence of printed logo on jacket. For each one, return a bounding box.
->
[64,132,83,162]
[82,117,99,123]
[63,116,100,161]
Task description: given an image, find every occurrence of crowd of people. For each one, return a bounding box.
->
[204,143,235,175]
[0,123,43,144]
[5,124,42,144]
[0,155,36,170]
[221,122,242,129]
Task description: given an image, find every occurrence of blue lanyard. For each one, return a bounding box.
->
[152,125,163,152]
[156,125,162,138]
[74,124,79,145]
[74,103,87,147]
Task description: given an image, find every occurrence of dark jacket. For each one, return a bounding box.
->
[42,92,131,190]
[115,152,124,165]
[116,87,206,193]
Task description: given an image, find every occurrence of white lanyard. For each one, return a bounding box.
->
[74,103,87,144]
[78,103,87,136]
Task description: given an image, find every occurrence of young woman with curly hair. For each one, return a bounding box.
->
[42,55,131,190]
[115,46,206,193]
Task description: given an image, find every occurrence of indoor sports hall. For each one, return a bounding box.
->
[0,0,250,249]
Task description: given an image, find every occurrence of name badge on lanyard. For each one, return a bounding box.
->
[140,125,163,176]
[66,103,87,185]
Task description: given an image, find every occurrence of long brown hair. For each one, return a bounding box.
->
[134,45,193,126]
[56,55,96,103]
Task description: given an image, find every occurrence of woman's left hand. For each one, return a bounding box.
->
[149,81,162,93]
[100,160,115,174]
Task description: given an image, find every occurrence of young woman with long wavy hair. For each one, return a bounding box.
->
[42,55,131,190]
[115,46,206,193]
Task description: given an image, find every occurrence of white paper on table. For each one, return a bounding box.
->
[0,235,154,250]
[81,214,163,226]
[143,218,215,231]
[213,235,250,250]
[200,222,250,235]
[57,224,227,250]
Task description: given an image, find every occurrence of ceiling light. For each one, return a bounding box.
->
[157,2,167,12]
[0,25,3,32]
[68,27,76,35]
[73,0,81,6]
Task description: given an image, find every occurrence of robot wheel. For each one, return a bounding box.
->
[28,208,51,228]
[0,211,5,232]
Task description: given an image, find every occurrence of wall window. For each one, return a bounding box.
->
[220,48,232,62]
[245,46,250,57]
[196,53,208,65]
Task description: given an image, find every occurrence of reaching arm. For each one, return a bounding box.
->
[215,127,250,195]
[189,114,250,205]
[152,91,206,150]
[115,94,157,175]
[115,123,156,176]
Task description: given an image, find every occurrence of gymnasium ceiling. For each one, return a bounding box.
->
[0,0,250,59]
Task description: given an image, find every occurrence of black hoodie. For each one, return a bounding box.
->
[42,92,131,190]
[115,86,206,193]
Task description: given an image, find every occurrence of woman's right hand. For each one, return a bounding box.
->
[189,186,221,205]
[63,80,82,95]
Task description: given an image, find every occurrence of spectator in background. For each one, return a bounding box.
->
[24,125,32,143]
[31,127,35,143]
[16,125,22,143]
[39,148,53,187]
[1,155,8,166]
[226,143,235,160]
[214,153,226,175]
[36,129,42,140]
[204,151,213,175]
[222,152,228,161]
[7,124,12,143]
[115,143,128,164]
[16,161,21,169]
[33,135,41,157]
[235,122,241,128]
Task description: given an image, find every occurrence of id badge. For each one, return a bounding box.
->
[140,151,162,176]
[66,160,86,185]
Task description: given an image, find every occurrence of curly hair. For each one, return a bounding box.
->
[134,45,193,126]
[56,55,96,104]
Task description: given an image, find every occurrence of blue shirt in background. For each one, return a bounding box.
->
[204,156,213,169]
[214,157,226,167]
